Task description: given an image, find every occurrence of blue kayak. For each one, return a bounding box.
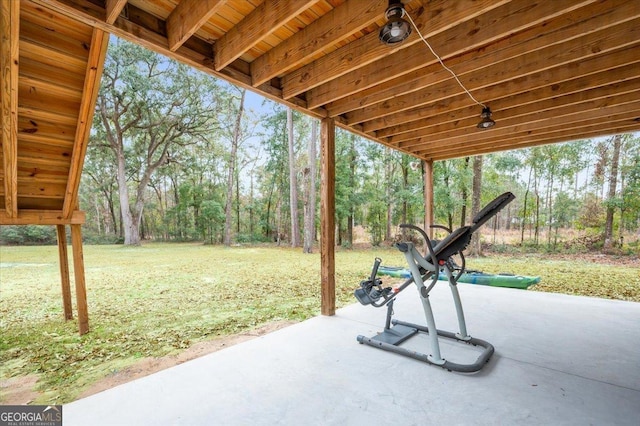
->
[377,266,540,289]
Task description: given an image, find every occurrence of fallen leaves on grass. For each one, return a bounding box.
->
[0,243,637,405]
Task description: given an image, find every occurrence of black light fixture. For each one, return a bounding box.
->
[379,1,412,45]
[380,2,497,129]
[477,107,496,129]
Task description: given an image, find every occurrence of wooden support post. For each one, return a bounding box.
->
[423,159,434,239]
[70,224,89,335]
[56,225,73,320]
[1,0,19,217]
[320,117,336,316]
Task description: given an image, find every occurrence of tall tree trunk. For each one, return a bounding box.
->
[534,168,540,245]
[224,89,246,246]
[287,107,301,247]
[401,158,408,228]
[604,134,622,250]
[546,172,554,247]
[469,155,483,256]
[235,167,241,235]
[347,133,357,245]
[276,198,282,246]
[384,148,392,241]
[460,157,470,228]
[249,159,257,240]
[115,149,140,245]
[521,166,532,245]
[303,119,317,253]
[443,166,453,231]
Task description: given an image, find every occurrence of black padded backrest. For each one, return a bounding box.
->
[432,226,472,261]
[470,192,515,233]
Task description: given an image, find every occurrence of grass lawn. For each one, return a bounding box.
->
[1,243,638,404]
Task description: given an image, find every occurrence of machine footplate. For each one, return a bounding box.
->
[371,324,418,345]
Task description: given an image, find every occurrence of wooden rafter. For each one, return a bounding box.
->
[281,0,512,101]
[166,0,225,52]
[410,99,640,154]
[105,0,127,24]
[1,0,19,217]
[0,209,85,225]
[367,45,640,135]
[309,0,597,111]
[250,0,388,87]
[425,122,640,161]
[31,0,322,116]
[214,0,318,71]
[349,15,639,129]
[62,28,109,218]
[331,0,636,118]
[392,76,640,148]
[378,59,640,139]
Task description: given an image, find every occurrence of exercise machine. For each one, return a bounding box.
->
[354,192,515,372]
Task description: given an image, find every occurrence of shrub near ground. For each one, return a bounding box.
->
[0,243,638,404]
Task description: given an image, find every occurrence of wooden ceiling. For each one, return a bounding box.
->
[2,0,640,221]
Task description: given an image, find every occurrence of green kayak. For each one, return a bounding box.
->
[377,266,540,289]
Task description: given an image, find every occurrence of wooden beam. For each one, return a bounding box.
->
[0,210,85,225]
[419,107,640,159]
[214,0,317,71]
[302,0,594,109]
[423,160,433,239]
[70,224,88,335]
[399,88,640,151]
[393,76,640,148]
[1,0,19,217]
[62,29,109,218]
[310,0,578,109]
[282,0,510,100]
[368,45,640,134]
[378,59,640,140]
[428,122,640,161]
[329,0,637,117]
[250,0,387,87]
[31,0,324,118]
[105,0,127,24]
[349,13,640,126]
[56,225,73,320]
[166,0,224,52]
[320,117,335,316]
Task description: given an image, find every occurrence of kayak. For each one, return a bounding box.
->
[376,266,540,289]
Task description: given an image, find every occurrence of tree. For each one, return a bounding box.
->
[287,107,301,247]
[603,134,622,250]
[303,118,318,253]
[224,88,246,246]
[469,155,483,256]
[93,39,221,245]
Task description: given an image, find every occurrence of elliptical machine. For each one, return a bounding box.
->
[355,192,515,372]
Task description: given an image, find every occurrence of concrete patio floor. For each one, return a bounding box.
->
[65,283,640,425]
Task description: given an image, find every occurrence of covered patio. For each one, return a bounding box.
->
[2,1,639,423]
[64,283,640,425]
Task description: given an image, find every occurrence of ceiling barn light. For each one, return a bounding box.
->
[477,107,496,129]
[379,1,412,45]
[385,5,498,129]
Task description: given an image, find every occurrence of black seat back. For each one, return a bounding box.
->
[432,226,472,261]
[470,192,515,233]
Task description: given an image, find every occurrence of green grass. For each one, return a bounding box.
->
[0,243,638,404]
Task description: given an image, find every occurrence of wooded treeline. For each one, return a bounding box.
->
[2,40,639,253]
